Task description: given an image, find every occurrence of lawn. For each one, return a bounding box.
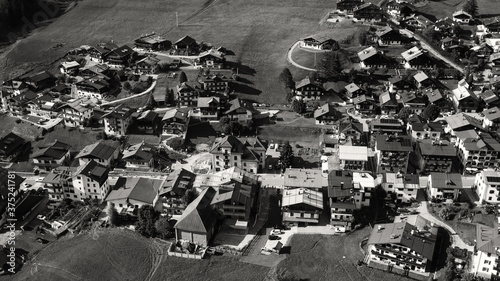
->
[0,114,44,141]
[33,126,101,151]
[275,229,414,281]
[0,0,356,105]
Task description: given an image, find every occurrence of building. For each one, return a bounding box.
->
[353,95,377,114]
[199,74,229,94]
[452,10,473,24]
[388,76,413,93]
[160,168,196,216]
[176,82,201,106]
[162,107,190,136]
[338,145,368,170]
[482,107,500,130]
[135,110,160,134]
[353,3,384,22]
[32,141,72,172]
[301,36,339,50]
[400,91,426,115]
[382,173,419,203]
[345,83,363,99]
[210,136,266,173]
[27,94,59,120]
[314,103,343,125]
[471,224,500,279]
[282,188,323,225]
[0,133,28,162]
[75,78,110,100]
[284,168,325,190]
[106,177,164,215]
[88,42,119,63]
[377,27,406,46]
[72,160,110,201]
[474,170,500,204]
[211,181,257,223]
[427,173,463,201]
[401,47,435,69]
[174,186,218,246]
[122,142,158,170]
[407,122,442,141]
[339,118,367,145]
[371,118,404,135]
[41,167,74,201]
[224,98,256,123]
[295,76,325,101]
[196,49,226,68]
[352,172,375,208]
[375,134,413,173]
[337,0,365,13]
[173,35,199,55]
[424,88,447,107]
[75,141,120,168]
[104,45,135,69]
[379,91,399,115]
[61,97,95,128]
[134,33,170,50]
[23,71,56,91]
[455,130,500,172]
[357,46,394,68]
[328,170,356,231]
[5,90,38,116]
[416,140,456,173]
[134,56,160,74]
[444,113,482,137]
[451,79,479,113]
[366,221,437,277]
[102,105,134,138]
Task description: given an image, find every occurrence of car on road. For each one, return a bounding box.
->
[268,235,281,240]
[270,229,285,235]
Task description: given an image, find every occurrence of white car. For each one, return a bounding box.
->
[37,215,46,221]
[270,229,285,235]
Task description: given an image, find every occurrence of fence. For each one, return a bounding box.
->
[167,243,205,259]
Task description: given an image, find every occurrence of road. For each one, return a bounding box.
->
[286,41,318,72]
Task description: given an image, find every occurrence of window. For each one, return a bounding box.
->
[484,260,491,265]
[94,189,96,193]
[234,156,237,160]
[119,204,123,207]
[482,267,489,272]
[490,190,495,194]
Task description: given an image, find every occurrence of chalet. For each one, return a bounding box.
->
[104,45,135,69]
[134,33,171,50]
[455,130,500,172]
[434,17,456,33]
[385,1,416,19]
[62,97,95,128]
[211,181,257,223]
[191,96,222,121]
[471,43,493,59]
[371,118,404,135]
[173,36,198,55]
[403,15,432,31]
[106,177,164,216]
[375,134,413,173]
[42,167,75,201]
[72,160,111,201]
[32,141,71,172]
[353,3,384,22]
[59,61,80,75]
[339,118,367,145]
[477,90,500,107]
[196,49,225,68]
[162,107,190,136]
[122,142,161,170]
[27,94,60,119]
[102,105,134,138]
[314,103,343,125]
[388,76,413,93]
[486,38,500,53]
[160,169,196,216]
[210,136,266,173]
[379,91,399,115]
[440,37,458,50]
[427,173,462,201]
[337,0,364,13]
[199,74,229,94]
[451,79,479,113]
[381,173,420,203]
[176,82,201,106]
[50,83,71,96]
[23,71,56,91]
[134,56,160,74]
[135,110,160,134]
[400,91,426,115]
[483,17,500,34]
[416,140,456,173]
[88,42,118,63]
[413,71,433,88]
[75,78,110,100]
[353,94,377,114]
[6,90,37,116]
[0,133,28,162]
[295,76,325,101]
[367,221,437,277]
[174,186,218,246]
[357,46,394,69]
[482,106,500,130]
[424,88,446,106]
[401,47,435,69]
[282,188,323,225]
[224,98,256,123]
[452,10,473,24]
[301,36,339,50]
[444,113,483,136]
[345,83,363,98]
[407,122,442,141]
[377,27,406,46]
[75,141,120,168]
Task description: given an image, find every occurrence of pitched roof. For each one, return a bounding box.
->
[174,187,218,234]
[314,103,342,119]
[32,140,71,160]
[483,107,500,122]
[345,83,360,93]
[76,141,118,160]
[137,110,158,122]
[476,224,500,254]
[122,142,156,162]
[224,98,255,115]
[282,187,323,209]
[75,160,109,185]
[401,47,424,61]
[424,88,444,103]
[445,113,482,130]
[295,76,323,90]
[376,135,413,152]
[453,10,472,18]
[160,168,196,196]
[106,177,163,204]
[174,35,197,46]
[413,71,428,83]
[353,94,375,105]
[379,91,396,106]
[429,173,462,189]
[102,105,134,119]
[0,133,26,157]
[357,46,378,61]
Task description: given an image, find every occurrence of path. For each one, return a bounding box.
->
[286,41,318,72]
[101,78,157,106]
[416,201,473,251]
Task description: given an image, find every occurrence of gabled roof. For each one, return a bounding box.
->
[453,10,472,19]
[107,45,134,59]
[76,141,118,160]
[424,88,444,103]
[160,168,196,196]
[430,172,462,189]
[107,177,163,204]
[75,160,109,185]
[0,133,26,156]
[413,71,429,83]
[357,46,378,61]
[224,98,256,115]
[353,94,375,105]
[476,224,500,254]
[314,103,342,119]
[122,142,156,162]
[25,71,54,83]
[401,47,424,61]
[282,187,323,209]
[345,83,360,93]
[295,76,324,90]
[32,140,71,160]
[484,107,500,122]
[338,145,368,161]
[137,110,158,122]
[478,90,499,104]
[174,187,218,234]
[411,122,442,132]
[102,105,134,119]
[161,107,190,121]
[445,113,482,130]
[174,35,197,46]
[353,2,380,12]
[379,91,397,106]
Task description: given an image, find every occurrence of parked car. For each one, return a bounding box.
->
[268,235,281,240]
[270,229,285,235]
[36,215,46,221]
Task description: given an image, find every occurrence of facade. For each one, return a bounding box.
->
[210,136,266,173]
[75,79,110,100]
[199,74,229,94]
[382,173,419,203]
[161,107,190,136]
[301,36,339,50]
[122,142,157,169]
[61,97,95,128]
[104,45,135,69]
[474,170,500,204]
[75,141,120,168]
[371,118,404,135]
[295,77,325,101]
[102,105,134,138]
[328,170,356,231]
[400,91,426,115]
[416,140,456,173]
[72,160,111,201]
[160,169,196,217]
[42,167,74,201]
[375,135,413,173]
[314,103,343,125]
[282,188,323,225]
[379,91,399,115]
[451,79,479,113]
[196,49,226,68]
[176,82,201,106]
[224,98,255,123]
[401,47,435,69]
[6,90,38,116]
[427,173,463,201]
[352,172,375,209]
[354,95,377,114]
[353,3,384,22]
[455,130,500,173]
[32,141,72,172]
[452,10,472,24]
[211,182,257,222]
[173,35,198,55]
[377,28,405,46]
[471,224,500,279]
[136,110,160,134]
[134,33,170,50]
[338,145,368,170]
[345,83,363,98]
[407,122,442,141]
[337,0,365,13]
[357,46,394,68]
[134,56,160,74]
[482,107,500,130]
[0,133,28,162]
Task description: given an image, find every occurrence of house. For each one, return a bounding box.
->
[160,168,196,216]
[357,46,395,69]
[371,118,404,134]
[122,142,164,170]
[72,160,111,201]
[451,79,479,113]
[424,88,447,107]
[295,76,325,101]
[382,173,419,203]
[196,49,226,68]
[375,134,413,173]
[173,36,199,55]
[345,83,363,98]
[385,1,416,19]
[210,136,266,173]
[162,107,190,136]
[314,103,343,125]
[427,173,462,201]
[483,17,500,34]
[338,145,368,170]
[367,221,437,277]
[27,94,60,120]
[416,140,456,173]
[224,98,256,123]
[301,36,339,50]
[388,76,413,93]
[14,194,48,225]
[440,37,458,50]
[0,133,28,162]
[75,78,110,100]
[75,141,120,168]
[403,15,434,31]
[327,170,356,231]
[102,105,134,138]
[284,168,325,190]
[453,10,473,24]
[407,122,442,141]
[135,110,160,134]
[134,56,160,74]
[444,113,483,136]
[41,167,74,201]
[486,38,500,53]
[477,90,500,108]
[377,27,406,46]
[23,71,56,91]
[59,61,80,75]
[199,74,229,94]
[400,91,426,115]
[353,3,384,22]
[88,42,119,63]
[104,45,135,69]
[470,224,500,279]
[490,53,500,65]
[455,130,500,173]
[413,72,433,89]
[474,170,500,204]
[482,106,500,130]
[190,96,222,121]
[32,141,71,172]
[339,118,367,145]
[337,0,365,13]
[282,188,323,225]
[352,171,376,208]
[211,181,257,223]
[61,97,95,128]
[106,177,164,215]
[176,82,201,106]
[174,186,218,246]
[401,47,435,69]
[379,91,399,115]
[434,17,456,33]
[353,95,377,114]
[134,33,171,50]
[6,90,38,116]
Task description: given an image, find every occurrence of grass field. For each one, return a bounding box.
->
[416,0,500,20]
[0,0,351,105]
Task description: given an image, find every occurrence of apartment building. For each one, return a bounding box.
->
[475,170,500,204]
[382,173,419,203]
[375,135,413,173]
[72,160,111,201]
[210,136,266,173]
[427,173,463,201]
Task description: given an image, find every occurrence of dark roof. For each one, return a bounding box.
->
[160,168,196,196]
[32,140,71,160]
[376,135,413,152]
[174,187,218,234]
[424,88,444,103]
[225,98,256,115]
[314,103,343,119]
[137,110,159,122]
[418,140,456,157]
[430,173,462,189]
[76,160,109,185]
[327,170,354,198]
[26,71,54,83]
[107,45,134,59]
[102,105,134,120]
[0,133,26,157]
[122,142,156,162]
[76,141,118,160]
[174,35,197,46]
[15,195,46,221]
[107,177,162,204]
[476,224,500,254]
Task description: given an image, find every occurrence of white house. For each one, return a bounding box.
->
[427,173,463,201]
[382,173,419,203]
[475,170,500,204]
[71,160,110,201]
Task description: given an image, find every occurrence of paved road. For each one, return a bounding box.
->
[416,201,474,251]
[286,41,318,72]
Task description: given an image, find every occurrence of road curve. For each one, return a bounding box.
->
[286,41,319,72]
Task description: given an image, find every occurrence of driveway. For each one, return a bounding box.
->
[286,41,319,72]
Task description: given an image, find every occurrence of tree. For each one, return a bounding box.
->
[462,0,478,17]
[420,104,441,122]
[230,121,243,136]
[397,107,413,122]
[179,71,187,84]
[155,217,174,239]
[123,82,131,91]
[106,202,120,226]
[358,31,368,46]
[280,141,294,171]
[291,99,305,114]
[184,189,196,205]
[136,205,156,237]
[320,51,342,81]
[165,88,175,105]
[220,116,231,135]
[279,68,295,89]
[168,137,184,151]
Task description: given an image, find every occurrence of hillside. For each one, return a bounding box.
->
[0,0,340,104]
